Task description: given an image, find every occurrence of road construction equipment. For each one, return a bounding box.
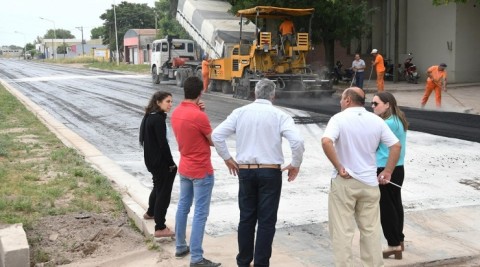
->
[208,6,333,99]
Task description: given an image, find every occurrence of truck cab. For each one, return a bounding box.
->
[151,37,198,85]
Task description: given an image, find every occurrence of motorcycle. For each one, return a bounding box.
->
[383,59,398,81]
[331,61,354,85]
[402,53,420,83]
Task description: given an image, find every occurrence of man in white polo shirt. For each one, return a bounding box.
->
[352,53,366,89]
[322,87,401,267]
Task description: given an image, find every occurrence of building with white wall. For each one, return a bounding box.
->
[374,0,480,83]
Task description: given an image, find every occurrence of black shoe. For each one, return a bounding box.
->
[175,246,190,259]
[190,258,221,267]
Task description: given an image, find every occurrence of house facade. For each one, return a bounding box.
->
[123,29,157,64]
[37,39,108,60]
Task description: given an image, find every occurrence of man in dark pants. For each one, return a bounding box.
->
[212,79,305,267]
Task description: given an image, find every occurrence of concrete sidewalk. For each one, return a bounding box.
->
[2,79,480,266]
[349,80,480,115]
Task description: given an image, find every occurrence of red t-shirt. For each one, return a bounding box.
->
[171,101,213,178]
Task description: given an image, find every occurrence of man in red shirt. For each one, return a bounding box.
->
[171,76,221,267]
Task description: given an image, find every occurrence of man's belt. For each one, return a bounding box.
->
[238,164,281,169]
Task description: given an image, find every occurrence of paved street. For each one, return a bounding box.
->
[1,59,480,266]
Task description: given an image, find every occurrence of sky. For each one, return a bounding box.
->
[0,0,153,47]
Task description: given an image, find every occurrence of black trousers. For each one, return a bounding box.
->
[147,168,177,231]
[378,165,405,246]
[236,168,282,267]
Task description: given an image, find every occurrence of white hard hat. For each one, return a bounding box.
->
[371,49,378,54]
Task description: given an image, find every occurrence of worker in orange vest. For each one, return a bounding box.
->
[421,63,447,108]
[371,49,385,92]
[202,54,210,93]
[279,17,295,54]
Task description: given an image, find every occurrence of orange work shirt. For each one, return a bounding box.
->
[279,20,294,36]
[427,65,447,83]
[202,60,209,76]
[374,54,385,73]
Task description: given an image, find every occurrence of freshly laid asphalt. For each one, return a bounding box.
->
[3,77,480,266]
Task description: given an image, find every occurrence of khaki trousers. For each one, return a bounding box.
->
[329,176,384,267]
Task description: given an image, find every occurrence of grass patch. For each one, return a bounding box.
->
[40,57,150,74]
[0,84,124,228]
[88,61,150,73]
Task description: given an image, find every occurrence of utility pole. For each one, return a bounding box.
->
[154,11,158,37]
[76,26,85,56]
[40,17,56,60]
[113,0,120,65]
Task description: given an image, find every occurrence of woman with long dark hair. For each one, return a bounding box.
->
[139,91,177,238]
[371,91,409,260]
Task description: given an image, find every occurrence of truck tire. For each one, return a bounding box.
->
[176,71,185,87]
[196,69,203,81]
[152,67,160,84]
[221,81,233,94]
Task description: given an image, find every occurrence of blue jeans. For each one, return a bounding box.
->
[236,168,282,267]
[175,173,214,263]
[355,71,365,89]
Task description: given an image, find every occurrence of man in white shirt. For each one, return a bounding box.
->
[322,87,400,267]
[212,79,304,267]
[352,53,366,89]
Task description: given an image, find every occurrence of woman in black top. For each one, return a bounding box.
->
[139,91,176,238]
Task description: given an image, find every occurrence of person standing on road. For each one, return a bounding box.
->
[212,79,305,267]
[372,92,409,260]
[201,54,210,93]
[139,91,177,238]
[352,53,366,89]
[371,49,385,92]
[171,76,221,267]
[322,87,401,267]
[421,63,447,108]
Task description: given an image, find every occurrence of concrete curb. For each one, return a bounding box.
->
[0,224,29,267]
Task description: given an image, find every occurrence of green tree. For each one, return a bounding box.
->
[99,1,156,56]
[432,0,480,4]
[8,45,23,50]
[154,0,189,39]
[57,43,69,55]
[25,43,37,57]
[91,26,105,39]
[43,29,75,39]
[229,0,374,69]
[25,43,35,52]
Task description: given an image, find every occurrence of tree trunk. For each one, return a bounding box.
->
[324,39,335,72]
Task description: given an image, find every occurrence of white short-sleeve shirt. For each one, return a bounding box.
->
[323,107,399,186]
